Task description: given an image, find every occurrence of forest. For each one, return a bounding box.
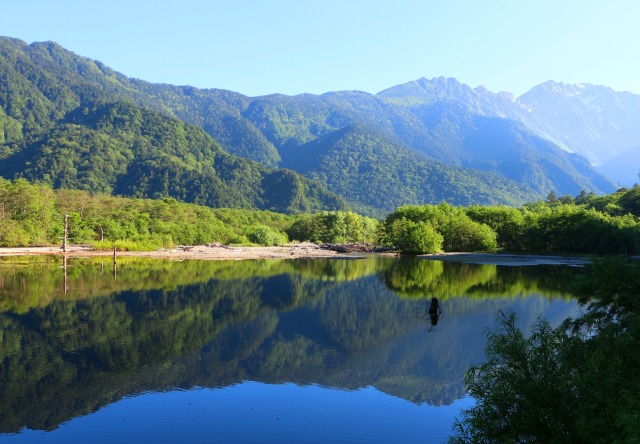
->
[1,177,639,257]
[0,178,376,249]
[382,188,640,255]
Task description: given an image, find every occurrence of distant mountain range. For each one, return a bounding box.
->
[381,76,640,186]
[519,81,640,186]
[0,37,635,215]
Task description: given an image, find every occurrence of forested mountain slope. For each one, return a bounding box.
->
[0,38,344,213]
[281,124,538,215]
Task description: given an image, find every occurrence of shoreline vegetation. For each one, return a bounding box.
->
[449,255,640,443]
[0,178,639,262]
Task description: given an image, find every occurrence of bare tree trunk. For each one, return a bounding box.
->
[62,212,68,252]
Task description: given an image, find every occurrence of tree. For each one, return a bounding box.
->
[450,258,640,443]
[246,225,287,246]
[465,205,525,251]
[388,218,443,254]
[442,218,497,252]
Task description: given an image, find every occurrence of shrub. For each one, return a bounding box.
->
[0,219,30,247]
[246,225,288,246]
[442,218,498,252]
[389,218,443,254]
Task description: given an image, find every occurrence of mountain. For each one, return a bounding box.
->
[519,81,640,186]
[377,76,572,149]
[281,123,538,214]
[0,38,344,213]
[0,38,620,214]
[382,76,640,187]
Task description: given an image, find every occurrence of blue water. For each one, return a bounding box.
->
[4,384,474,443]
[0,257,581,443]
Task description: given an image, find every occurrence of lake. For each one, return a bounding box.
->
[0,255,581,443]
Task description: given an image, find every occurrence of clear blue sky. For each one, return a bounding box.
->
[4,0,639,97]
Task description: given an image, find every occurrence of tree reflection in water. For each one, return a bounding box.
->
[0,256,579,433]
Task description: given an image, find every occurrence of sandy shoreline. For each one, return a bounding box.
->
[0,243,362,261]
[0,245,590,266]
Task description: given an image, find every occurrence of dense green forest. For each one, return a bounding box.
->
[280,124,538,215]
[381,187,640,255]
[0,178,376,248]
[1,177,638,257]
[0,98,345,213]
[0,38,346,214]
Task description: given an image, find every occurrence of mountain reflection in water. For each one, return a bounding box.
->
[0,256,579,438]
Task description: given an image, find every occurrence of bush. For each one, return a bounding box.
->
[442,218,497,252]
[450,310,640,443]
[246,225,288,246]
[389,218,443,254]
[0,219,30,247]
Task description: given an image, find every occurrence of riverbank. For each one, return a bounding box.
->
[0,243,360,260]
[0,245,592,265]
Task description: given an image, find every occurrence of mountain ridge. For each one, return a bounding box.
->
[0,37,626,215]
[381,76,640,186]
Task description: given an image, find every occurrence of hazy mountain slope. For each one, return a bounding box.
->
[409,101,616,194]
[380,76,640,187]
[281,124,538,215]
[519,81,640,186]
[377,76,570,149]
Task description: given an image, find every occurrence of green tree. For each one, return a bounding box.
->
[0,218,30,246]
[442,217,497,252]
[465,205,525,251]
[388,218,443,254]
[246,225,287,246]
[451,309,640,443]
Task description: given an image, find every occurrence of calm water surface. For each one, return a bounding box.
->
[0,256,581,443]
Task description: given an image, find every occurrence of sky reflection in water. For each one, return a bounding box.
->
[0,256,581,443]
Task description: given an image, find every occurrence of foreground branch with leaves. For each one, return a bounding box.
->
[450,258,640,443]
